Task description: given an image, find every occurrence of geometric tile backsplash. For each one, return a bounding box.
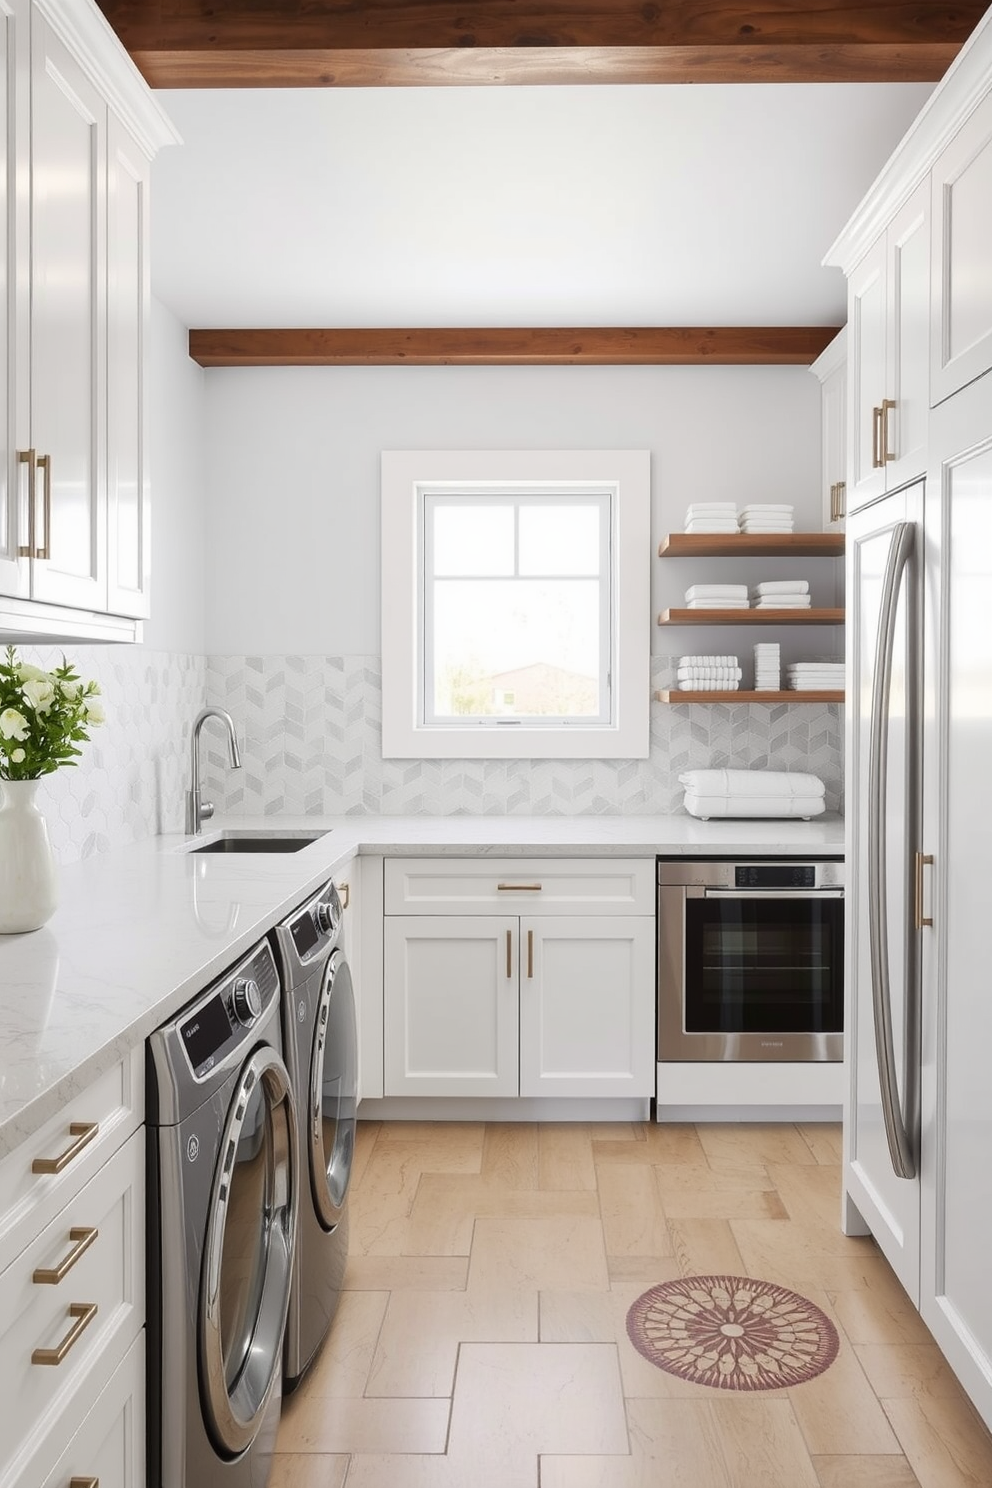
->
[204,653,844,820]
[6,647,842,864]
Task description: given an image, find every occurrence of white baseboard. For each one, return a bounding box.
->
[657,1060,844,1111]
[657,1104,842,1124]
[358,1096,651,1123]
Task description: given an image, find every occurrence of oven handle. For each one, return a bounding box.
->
[702,888,843,899]
[868,518,918,1181]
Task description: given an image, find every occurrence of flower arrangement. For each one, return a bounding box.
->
[0,646,105,780]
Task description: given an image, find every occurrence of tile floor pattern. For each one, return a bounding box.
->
[272,1121,992,1487]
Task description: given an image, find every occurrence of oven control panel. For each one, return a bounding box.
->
[735,864,815,888]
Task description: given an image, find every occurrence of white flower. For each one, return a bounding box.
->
[17,662,50,683]
[9,748,25,763]
[84,698,105,725]
[59,679,80,700]
[22,678,55,713]
[0,708,29,741]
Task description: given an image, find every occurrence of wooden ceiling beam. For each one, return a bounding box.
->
[187,326,842,368]
[96,2,984,86]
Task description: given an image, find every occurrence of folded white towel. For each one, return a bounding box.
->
[751,580,810,596]
[683,792,826,820]
[677,680,741,692]
[685,584,749,601]
[741,520,794,529]
[677,667,743,680]
[685,599,749,609]
[786,666,844,675]
[754,597,812,608]
[678,769,825,799]
[679,655,738,667]
[684,520,740,533]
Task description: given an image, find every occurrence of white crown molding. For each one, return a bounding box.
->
[823,6,992,273]
[34,0,181,157]
[808,325,846,383]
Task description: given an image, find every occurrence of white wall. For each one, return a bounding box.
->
[142,296,208,654]
[201,362,827,657]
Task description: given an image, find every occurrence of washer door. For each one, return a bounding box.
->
[200,1045,298,1458]
[309,950,357,1230]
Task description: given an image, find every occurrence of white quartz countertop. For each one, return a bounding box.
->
[0,811,844,1155]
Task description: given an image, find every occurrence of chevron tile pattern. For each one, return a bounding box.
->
[204,654,844,818]
[11,646,206,863]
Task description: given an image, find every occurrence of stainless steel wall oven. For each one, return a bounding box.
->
[657,858,845,1062]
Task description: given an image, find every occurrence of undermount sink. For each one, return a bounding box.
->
[185,829,330,855]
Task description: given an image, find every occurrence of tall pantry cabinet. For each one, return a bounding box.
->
[0,0,177,642]
[826,6,992,1433]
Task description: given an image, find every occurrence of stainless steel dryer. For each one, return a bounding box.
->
[271,880,357,1388]
[146,938,298,1488]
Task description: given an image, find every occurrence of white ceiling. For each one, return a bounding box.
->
[150,81,934,329]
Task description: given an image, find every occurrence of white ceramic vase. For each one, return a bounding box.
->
[0,779,58,933]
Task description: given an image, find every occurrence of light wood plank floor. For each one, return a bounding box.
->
[272,1120,992,1487]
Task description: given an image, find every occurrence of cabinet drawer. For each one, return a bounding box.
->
[0,1131,144,1482]
[0,1048,143,1276]
[6,1330,145,1488]
[384,858,655,916]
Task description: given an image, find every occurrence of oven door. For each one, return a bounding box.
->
[658,886,844,1062]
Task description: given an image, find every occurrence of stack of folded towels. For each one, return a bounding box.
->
[677,654,742,691]
[684,583,748,610]
[740,504,794,533]
[679,768,826,819]
[750,579,811,610]
[684,503,738,534]
[753,642,781,690]
[785,661,845,692]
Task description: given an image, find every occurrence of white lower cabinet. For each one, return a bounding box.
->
[382,858,656,1102]
[34,1330,144,1488]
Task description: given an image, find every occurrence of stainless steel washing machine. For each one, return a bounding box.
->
[271,880,357,1388]
[146,938,298,1487]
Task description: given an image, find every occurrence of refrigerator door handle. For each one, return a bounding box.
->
[867,519,918,1180]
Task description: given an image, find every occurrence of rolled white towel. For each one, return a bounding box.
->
[677,667,743,681]
[677,681,741,692]
[751,580,809,597]
[679,655,738,667]
[678,768,825,800]
[685,584,749,601]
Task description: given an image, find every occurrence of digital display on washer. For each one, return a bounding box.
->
[290,911,320,958]
[180,994,233,1073]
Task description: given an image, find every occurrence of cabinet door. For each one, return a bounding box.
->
[519,916,655,1099]
[843,482,923,1302]
[28,10,106,612]
[920,372,992,1432]
[106,113,150,618]
[383,917,519,1097]
[885,179,930,490]
[820,357,847,530]
[32,1331,144,1488]
[0,0,28,599]
[931,91,992,407]
[848,238,888,511]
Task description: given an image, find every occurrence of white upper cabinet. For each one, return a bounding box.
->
[0,0,176,641]
[847,179,930,512]
[930,91,992,406]
[810,327,847,530]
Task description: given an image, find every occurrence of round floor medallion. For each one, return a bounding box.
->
[626,1275,839,1391]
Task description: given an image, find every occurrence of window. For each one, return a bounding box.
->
[382,450,650,759]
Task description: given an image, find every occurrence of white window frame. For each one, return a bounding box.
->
[381,449,650,760]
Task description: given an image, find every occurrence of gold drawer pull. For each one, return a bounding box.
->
[914,851,934,930]
[527,929,534,979]
[70,1479,100,1487]
[338,882,350,910]
[32,1301,97,1365]
[32,1122,99,1175]
[506,930,512,979]
[497,883,542,892]
[33,1227,99,1285]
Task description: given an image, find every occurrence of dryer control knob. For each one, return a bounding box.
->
[232,977,263,1025]
[315,900,337,935]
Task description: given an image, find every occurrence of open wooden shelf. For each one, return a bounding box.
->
[658,607,844,626]
[655,689,844,703]
[658,533,845,558]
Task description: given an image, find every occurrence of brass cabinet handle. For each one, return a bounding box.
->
[835,480,846,519]
[506,929,512,979]
[497,883,542,892]
[527,929,534,979]
[881,398,897,464]
[33,1227,99,1285]
[872,405,884,468]
[16,449,36,557]
[337,882,350,910]
[32,1301,97,1365]
[829,482,839,522]
[70,1478,100,1488]
[36,453,52,558]
[32,1121,99,1175]
[915,852,934,930]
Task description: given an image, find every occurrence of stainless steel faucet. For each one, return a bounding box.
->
[185,707,242,835]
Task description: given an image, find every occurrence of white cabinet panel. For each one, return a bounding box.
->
[849,240,888,509]
[931,91,992,405]
[810,328,847,530]
[0,0,28,599]
[519,917,655,1099]
[34,1331,145,1488]
[384,857,654,916]
[384,916,519,1097]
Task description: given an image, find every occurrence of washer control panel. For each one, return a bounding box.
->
[178,942,279,1078]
